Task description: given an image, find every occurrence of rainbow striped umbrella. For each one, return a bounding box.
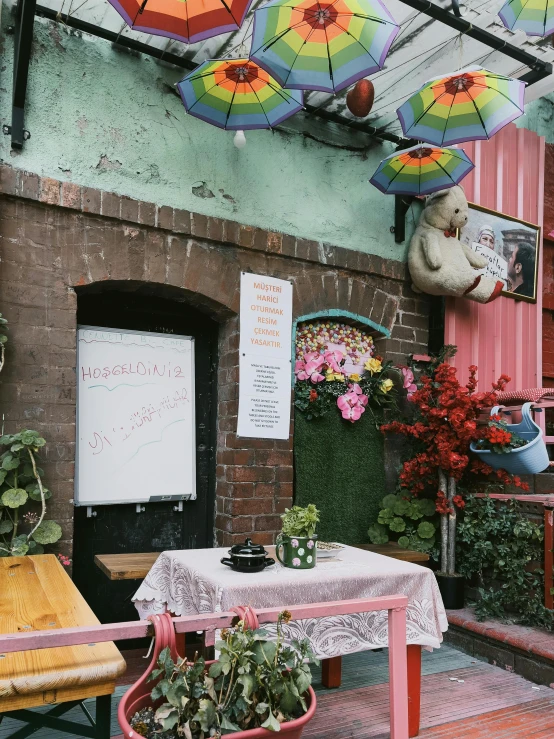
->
[177,59,303,130]
[369,144,475,196]
[108,0,253,44]
[250,0,399,94]
[397,67,525,147]
[499,0,554,37]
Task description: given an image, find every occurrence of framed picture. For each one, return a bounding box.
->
[458,203,541,303]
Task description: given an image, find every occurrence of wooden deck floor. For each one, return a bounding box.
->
[1,645,553,738]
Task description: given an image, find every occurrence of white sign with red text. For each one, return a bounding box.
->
[237,273,293,439]
[75,326,195,506]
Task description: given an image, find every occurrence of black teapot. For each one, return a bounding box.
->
[221,538,275,573]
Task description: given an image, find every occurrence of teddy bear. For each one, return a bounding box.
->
[408,186,504,304]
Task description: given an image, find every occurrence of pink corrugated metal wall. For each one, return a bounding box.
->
[444,124,545,390]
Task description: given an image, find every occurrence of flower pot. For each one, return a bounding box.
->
[470,403,549,475]
[276,535,318,569]
[435,573,465,610]
[118,613,317,739]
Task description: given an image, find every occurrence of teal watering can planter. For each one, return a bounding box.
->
[470,403,550,475]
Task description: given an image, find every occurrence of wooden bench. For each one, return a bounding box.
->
[356,542,430,564]
[94,544,430,582]
[94,552,160,581]
[0,554,126,738]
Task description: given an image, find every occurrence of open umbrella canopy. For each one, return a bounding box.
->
[177,59,304,130]
[249,0,399,93]
[108,0,253,44]
[369,144,475,196]
[397,67,526,147]
[499,0,554,37]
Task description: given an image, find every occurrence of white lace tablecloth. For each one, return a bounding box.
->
[132,546,448,659]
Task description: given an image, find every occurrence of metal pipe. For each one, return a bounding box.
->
[398,0,552,85]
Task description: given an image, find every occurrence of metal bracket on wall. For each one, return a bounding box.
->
[136,504,146,513]
[5,0,37,149]
[86,506,96,518]
[391,195,416,244]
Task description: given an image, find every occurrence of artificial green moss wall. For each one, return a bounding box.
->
[293,410,386,545]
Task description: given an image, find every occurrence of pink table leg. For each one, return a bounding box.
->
[388,606,409,739]
[407,645,422,737]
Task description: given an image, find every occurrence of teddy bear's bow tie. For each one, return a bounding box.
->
[443,229,457,238]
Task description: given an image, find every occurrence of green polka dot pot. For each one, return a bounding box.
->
[275,535,318,569]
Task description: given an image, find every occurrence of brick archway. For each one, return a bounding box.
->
[0,170,431,553]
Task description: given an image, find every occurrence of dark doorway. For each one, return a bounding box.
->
[73,284,218,627]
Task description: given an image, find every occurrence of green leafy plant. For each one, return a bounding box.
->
[130,611,316,737]
[368,493,438,556]
[0,313,7,373]
[457,494,554,629]
[0,430,62,557]
[280,504,320,539]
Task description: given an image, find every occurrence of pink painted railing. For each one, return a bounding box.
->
[0,595,410,739]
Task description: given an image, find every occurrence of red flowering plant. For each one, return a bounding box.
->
[381,360,529,577]
[473,414,529,454]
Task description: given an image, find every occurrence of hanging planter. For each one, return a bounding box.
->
[119,612,317,739]
[470,403,549,475]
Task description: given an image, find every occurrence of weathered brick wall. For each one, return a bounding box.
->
[0,165,430,554]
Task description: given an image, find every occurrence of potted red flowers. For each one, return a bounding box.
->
[381,354,528,609]
[471,405,549,475]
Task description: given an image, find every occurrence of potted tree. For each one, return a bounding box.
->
[276,505,320,569]
[120,611,317,738]
[381,358,528,609]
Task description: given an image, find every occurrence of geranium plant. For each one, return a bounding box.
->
[381,357,528,577]
[472,414,529,453]
[130,611,316,737]
[368,493,438,555]
[294,321,396,423]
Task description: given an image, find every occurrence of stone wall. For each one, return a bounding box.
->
[0,165,431,555]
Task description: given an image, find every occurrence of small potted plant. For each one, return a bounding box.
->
[276,505,319,569]
[121,611,317,738]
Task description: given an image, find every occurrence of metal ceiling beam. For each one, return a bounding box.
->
[36,6,196,70]
[3,0,37,148]
[35,6,405,144]
[398,0,552,85]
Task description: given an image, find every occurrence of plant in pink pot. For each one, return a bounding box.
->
[123,611,317,738]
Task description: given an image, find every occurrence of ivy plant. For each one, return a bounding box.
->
[368,493,439,558]
[457,494,554,629]
[0,430,62,557]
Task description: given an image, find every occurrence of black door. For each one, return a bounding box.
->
[73,285,218,625]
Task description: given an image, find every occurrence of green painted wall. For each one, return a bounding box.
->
[0,8,415,260]
[517,94,554,144]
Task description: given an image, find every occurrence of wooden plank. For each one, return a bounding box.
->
[304,664,553,739]
[0,555,126,710]
[417,698,554,738]
[356,543,430,563]
[94,552,159,580]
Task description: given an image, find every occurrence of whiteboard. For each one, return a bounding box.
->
[75,326,195,506]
